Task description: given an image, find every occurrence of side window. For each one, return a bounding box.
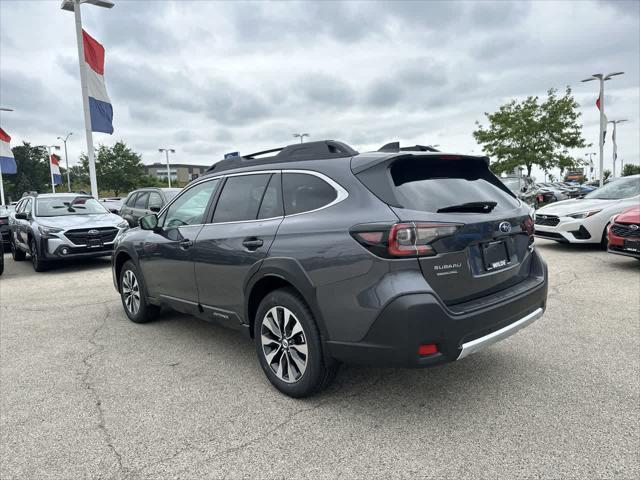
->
[213,174,271,223]
[258,173,284,219]
[126,193,138,207]
[24,198,33,214]
[134,192,149,209]
[15,199,25,213]
[164,179,219,228]
[148,192,163,210]
[282,173,337,215]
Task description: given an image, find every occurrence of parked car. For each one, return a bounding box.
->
[112,140,548,397]
[536,183,569,204]
[99,197,124,215]
[120,188,181,227]
[9,193,129,271]
[1,205,15,252]
[607,206,640,260]
[534,175,640,246]
[501,176,540,207]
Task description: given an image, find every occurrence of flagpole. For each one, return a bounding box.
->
[611,121,617,178]
[0,106,13,206]
[72,0,98,199]
[0,162,5,207]
[47,146,56,194]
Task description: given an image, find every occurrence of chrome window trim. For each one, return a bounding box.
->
[156,168,349,227]
[281,169,349,217]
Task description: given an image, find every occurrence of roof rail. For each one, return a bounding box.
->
[206,140,358,174]
[377,142,440,153]
[21,191,38,198]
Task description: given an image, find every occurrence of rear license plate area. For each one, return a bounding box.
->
[87,238,102,248]
[624,239,640,252]
[482,240,510,271]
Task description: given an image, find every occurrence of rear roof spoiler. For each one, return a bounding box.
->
[351,151,491,175]
[377,142,440,153]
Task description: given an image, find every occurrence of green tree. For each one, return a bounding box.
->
[603,169,612,181]
[79,141,146,196]
[473,87,589,176]
[2,143,50,202]
[622,164,640,176]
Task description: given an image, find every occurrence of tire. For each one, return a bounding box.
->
[30,237,48,272]
[119,260,159,323]
[601,224,610,250]
[254,288,338,398]
[11,238,26,261]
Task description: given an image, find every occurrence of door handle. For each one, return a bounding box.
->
[179,239,193,249]
[242,237,264,250]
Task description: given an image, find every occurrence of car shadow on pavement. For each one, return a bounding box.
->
[137,308,533,413]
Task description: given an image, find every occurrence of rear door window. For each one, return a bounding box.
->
[213,174,272,223]
[388,158,519,213]
[282,173,337,215]
[148,192,163,210]
[125,193,138,207]
[258,174,284,219]
[134,192,149,209]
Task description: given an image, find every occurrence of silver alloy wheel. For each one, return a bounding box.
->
[122,269,141,316]
[260,306,308,383]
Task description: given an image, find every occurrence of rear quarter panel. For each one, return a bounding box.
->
[267,161,428,343]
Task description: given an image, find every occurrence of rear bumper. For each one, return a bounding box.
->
[608,245,640,259]
[326,272,547,368]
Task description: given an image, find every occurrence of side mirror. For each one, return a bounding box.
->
[15,212,28,220]
[149,206,160,213]
[139,214,159,231]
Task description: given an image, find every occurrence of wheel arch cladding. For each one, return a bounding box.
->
[114,251,133,288]
[245,258,326,339]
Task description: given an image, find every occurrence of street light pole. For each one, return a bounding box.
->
[581,71,624,187]
[158,148,175,188]
[61,0,114,199]
[293,133,310,143]
[607,119,627,178]
[57,132,73,191]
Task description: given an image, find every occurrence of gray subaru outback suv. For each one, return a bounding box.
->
[112,140,548,397]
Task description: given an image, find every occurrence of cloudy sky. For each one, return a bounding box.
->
[1,0,639,179]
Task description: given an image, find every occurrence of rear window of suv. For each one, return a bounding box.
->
[370,157,519,213]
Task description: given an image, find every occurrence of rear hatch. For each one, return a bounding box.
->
[353,153,534,306]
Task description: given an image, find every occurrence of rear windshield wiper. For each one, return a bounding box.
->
[437,201,497,213]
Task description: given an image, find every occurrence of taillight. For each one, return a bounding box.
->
[351,222,461,258]
[521,216,534,236]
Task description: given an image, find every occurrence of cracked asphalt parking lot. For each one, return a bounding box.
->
[1,239,639,479]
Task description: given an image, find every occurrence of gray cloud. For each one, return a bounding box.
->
[0,0,637,176]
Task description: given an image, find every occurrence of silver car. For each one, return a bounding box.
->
[9,193,128,271]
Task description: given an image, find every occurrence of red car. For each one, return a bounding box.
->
[608,206,640,259]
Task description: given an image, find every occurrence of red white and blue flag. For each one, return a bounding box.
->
[596,95,607,144]
[50,154,62,185]
[83,29,113,134]
[0,127,17,174]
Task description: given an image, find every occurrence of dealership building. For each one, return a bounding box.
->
[143,163,209,186]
